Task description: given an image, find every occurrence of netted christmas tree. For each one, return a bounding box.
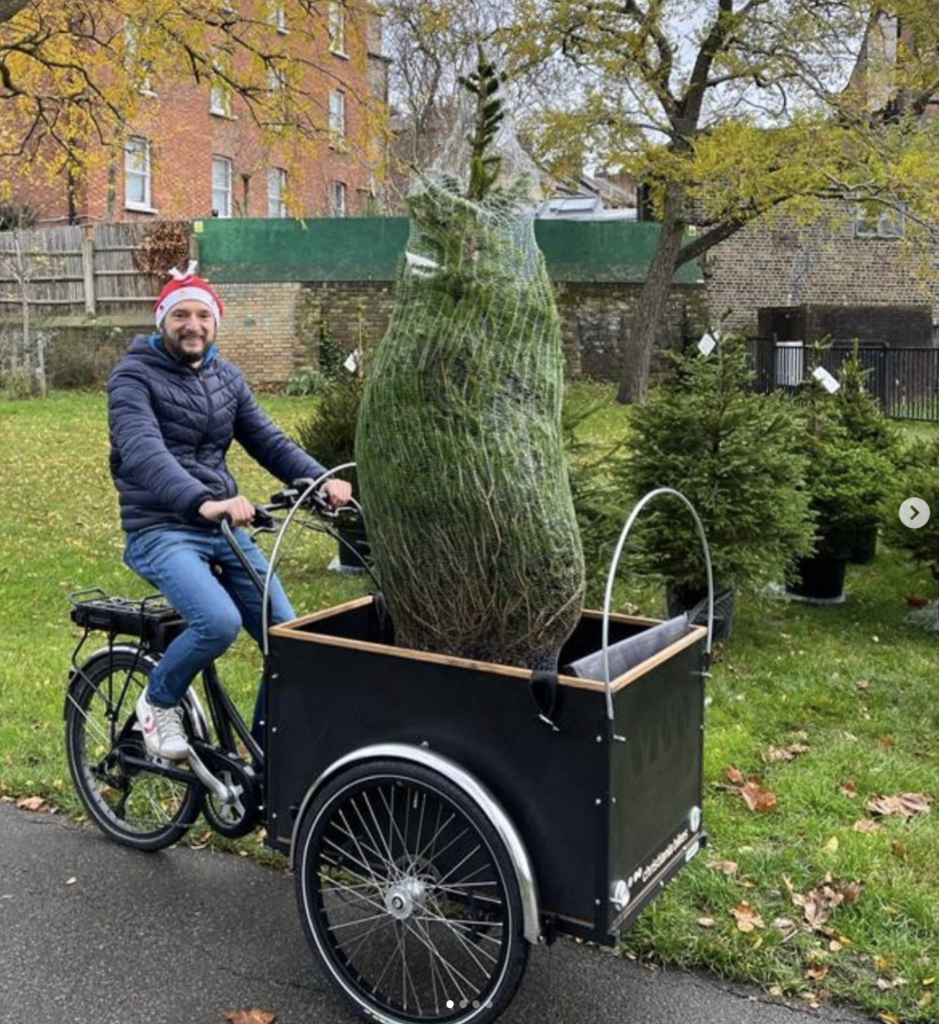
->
[356,53,585,671]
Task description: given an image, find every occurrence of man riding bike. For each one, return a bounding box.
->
[108,262,351,761]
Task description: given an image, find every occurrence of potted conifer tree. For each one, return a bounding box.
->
[833,343,901,564]
[787,363,895,602]
[622,334,814,637]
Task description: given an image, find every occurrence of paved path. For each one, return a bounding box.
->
[0,802,870,1024]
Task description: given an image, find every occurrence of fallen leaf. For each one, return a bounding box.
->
[15,795,52,813]
[705,859,738,876]
[823,836,839,854]
[767,743,810,762]
[877,1013,900,1024]
[866,793,932,819]
[891,841,907,859]
[739,780,777,813]
[876,977,906,991]
[696,917,716,928]
[855,679,870,691]
[787,874,863,933]
[918,992,935,1008]
[222,1011,277,1024]
[731,902,764,932]
[725,766,746,786]
[839,781,858,798]
[905,594,930,608]
[806,965,830,981]
[853,819,881,834]
[772,917,797,934]
[878,735,895,749]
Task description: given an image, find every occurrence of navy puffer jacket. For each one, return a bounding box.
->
[109,335,326,533]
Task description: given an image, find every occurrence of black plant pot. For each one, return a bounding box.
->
[336,523,371,571]
[847,525,878,566]
[666,584,736,642]
[786,554,848,603]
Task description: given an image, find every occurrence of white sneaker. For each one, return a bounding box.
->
[136,690,189,761]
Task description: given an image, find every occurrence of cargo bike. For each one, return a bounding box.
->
[65,478,713,1024]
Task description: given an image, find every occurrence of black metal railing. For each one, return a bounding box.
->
[749,339,939,422]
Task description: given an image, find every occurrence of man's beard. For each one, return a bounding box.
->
[163,330,209,364]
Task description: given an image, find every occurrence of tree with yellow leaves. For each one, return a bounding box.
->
[510,0,939,402]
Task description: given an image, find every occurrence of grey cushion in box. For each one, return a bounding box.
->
[564,614,690,683]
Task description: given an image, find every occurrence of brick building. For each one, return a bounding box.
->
[706,12,939,342]
[6,2,389,226]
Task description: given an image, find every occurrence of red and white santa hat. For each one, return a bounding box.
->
[154,260,224,328]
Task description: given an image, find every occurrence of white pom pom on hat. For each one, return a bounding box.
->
[153,260,224,328]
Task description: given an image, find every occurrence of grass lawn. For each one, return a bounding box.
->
[1,388,938,1022]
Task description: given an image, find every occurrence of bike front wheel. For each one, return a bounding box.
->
[295,758,529,1024]
[65,647,201,851]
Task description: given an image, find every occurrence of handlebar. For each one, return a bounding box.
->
[217,474,367,600]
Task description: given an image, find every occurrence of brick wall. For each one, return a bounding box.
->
[216,281,306,385]
[705,204,939,335]
[212,278,706,384]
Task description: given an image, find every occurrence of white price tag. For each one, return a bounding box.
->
[812,366,840,394]
[343,350,360,373]
[697,331,717,356]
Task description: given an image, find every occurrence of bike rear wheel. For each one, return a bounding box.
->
[65,647,201,851]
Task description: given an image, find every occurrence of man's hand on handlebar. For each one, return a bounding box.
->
[321,478,352,510]
[199,495,255,526]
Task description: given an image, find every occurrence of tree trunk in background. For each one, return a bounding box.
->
[616,192,687,404]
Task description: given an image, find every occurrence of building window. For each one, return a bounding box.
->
[328,2,346,55]
[330,180,347,217]
[125,136,153,210]
[269,0,288,32]
[210,74,232,117]
[854,202,905,239]
[268,65,287,93]
[212,156,233,217]
[329,89,346,146]
[124,24,155,95]
[268,168,287,217]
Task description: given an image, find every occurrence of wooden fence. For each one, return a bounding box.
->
[0,222,190,321]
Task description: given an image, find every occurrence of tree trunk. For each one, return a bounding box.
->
[616,196,687,404]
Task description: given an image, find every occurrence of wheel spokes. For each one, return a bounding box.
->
[313,777,509,1019]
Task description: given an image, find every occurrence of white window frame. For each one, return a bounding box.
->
[125,136,154,211]
[854,202,905,239]
[124,24,156,96]
[212,156,233,218]
[330,180,347,218]
[268,167,287,217]
[328,2,347,56]
[329,89,346,146]
[270,0,288,33]
[210,74,232,117]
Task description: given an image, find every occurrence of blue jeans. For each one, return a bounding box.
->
[124,526,295,744]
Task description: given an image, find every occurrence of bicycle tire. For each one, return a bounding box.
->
[65,647,201,851]
[295,758,529,1024]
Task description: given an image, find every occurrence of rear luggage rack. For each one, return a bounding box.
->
[68,588,186,650]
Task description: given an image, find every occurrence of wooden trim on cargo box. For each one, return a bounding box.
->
[269,597,706,694]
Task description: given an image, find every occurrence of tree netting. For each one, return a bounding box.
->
[355,75,585,672]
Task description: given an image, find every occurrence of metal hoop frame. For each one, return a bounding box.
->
[261,461,359,655]
[600,487,714,724]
